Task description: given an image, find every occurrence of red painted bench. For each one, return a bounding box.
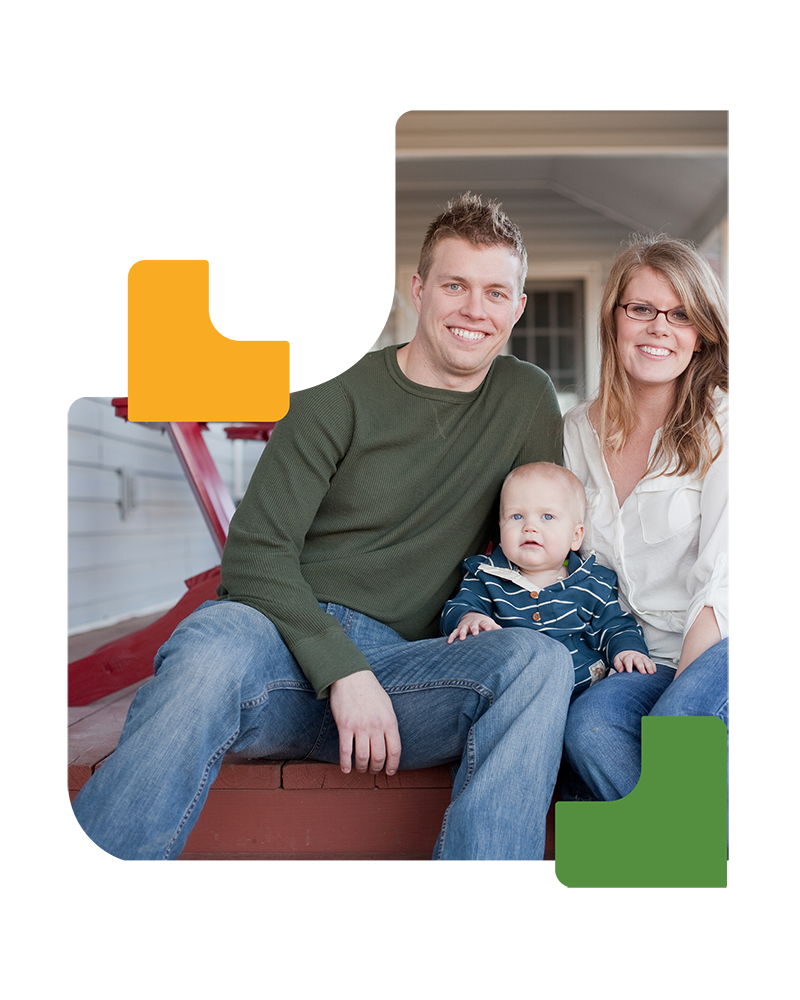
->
[68,678,556,860]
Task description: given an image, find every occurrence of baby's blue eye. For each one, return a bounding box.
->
[512,513,523,520]
[542,513,554,520]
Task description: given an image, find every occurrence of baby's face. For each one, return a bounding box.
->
[499,471,584,577]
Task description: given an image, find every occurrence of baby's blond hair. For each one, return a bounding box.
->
[502,462,586,521]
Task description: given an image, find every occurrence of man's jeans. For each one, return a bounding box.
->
[563,638,729,800]
[72,600,574,860]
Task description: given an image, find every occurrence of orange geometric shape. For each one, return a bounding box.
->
[68,111,327,422]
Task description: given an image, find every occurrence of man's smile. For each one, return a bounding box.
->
[448,326,488,342]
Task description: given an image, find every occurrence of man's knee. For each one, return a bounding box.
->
[508,628,572,676]
[153,600,292,701]
[476,628,573,694]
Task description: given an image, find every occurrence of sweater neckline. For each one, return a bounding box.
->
[383,344,490,402]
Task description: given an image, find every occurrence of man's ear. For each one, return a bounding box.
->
[410,273,424,314]
[513,292,527,326]
[571,524,585,551]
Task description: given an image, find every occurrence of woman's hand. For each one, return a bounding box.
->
[447,612,502,643]
[613,650,657,674]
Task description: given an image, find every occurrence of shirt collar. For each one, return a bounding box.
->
[477,548,596,590]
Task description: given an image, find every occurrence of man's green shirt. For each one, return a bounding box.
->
[218,345,563,696]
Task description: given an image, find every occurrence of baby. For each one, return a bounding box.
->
[441,462,656,699]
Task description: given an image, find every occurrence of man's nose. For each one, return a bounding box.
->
[461,290,487,318]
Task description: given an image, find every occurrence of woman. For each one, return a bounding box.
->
[563,233,728,800]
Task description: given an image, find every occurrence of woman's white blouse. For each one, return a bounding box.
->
[563,392,728,668]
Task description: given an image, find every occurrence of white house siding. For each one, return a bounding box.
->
[68,397,266,633]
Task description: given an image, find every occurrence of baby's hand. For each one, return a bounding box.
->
[447,612,502,643]
[613,650,657,674]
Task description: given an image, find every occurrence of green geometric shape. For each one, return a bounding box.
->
[555,716,727,887]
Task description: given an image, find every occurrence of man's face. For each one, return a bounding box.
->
[409,238,527,390]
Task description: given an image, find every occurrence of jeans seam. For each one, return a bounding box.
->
[165,683,315,857]
[241,680,312,709]
[164,730,240,859]
[326,603,356,634]
[434,724,478,859]
[383,679,494,698]
[306,701,335,760]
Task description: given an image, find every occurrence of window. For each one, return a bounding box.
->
[510,281,585,406]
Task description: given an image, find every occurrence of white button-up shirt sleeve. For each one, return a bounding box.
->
[563,392,729,668]
[684,396,728,640]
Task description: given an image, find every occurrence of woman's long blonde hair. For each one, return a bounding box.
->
[593,233,728,479]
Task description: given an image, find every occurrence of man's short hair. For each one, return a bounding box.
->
[503,462,586,521]
[417,192,528,296]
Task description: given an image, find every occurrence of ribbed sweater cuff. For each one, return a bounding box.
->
[291,627,374,699]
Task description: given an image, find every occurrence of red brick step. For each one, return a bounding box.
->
[68,681,555,860]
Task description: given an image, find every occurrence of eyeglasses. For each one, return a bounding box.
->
[617,302,694,327]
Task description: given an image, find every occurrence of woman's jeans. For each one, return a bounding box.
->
[72,600,574,860]
[563,638,728,801]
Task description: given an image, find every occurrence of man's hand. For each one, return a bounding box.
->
[612,650,657,675]
[447,612,502,643]
[329,670,402,775]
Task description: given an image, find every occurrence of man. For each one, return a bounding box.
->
[73,193,573,860]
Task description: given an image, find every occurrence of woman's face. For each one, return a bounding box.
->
[615,267,700,393]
